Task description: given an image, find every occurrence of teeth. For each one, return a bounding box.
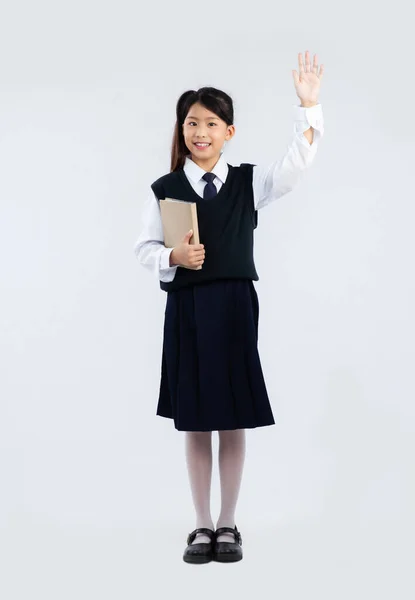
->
[195,143,209,146]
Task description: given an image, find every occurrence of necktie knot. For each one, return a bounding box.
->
[202,172,215,183]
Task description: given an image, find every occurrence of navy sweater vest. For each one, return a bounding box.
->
[151,162,259,293]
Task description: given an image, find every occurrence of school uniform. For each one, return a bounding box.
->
[134,103,324,432]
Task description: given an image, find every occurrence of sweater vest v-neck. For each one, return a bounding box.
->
[151,162,259,292]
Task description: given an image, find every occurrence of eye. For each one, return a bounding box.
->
[187,121,217,126]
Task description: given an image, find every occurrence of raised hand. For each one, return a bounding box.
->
[292,50,324,106]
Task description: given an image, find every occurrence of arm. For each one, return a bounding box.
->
[252,102,324,211]
[133,190,179,283]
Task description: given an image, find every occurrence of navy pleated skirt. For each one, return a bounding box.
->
[157,278,275,432]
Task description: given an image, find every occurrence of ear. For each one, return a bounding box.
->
[225,125,236,141]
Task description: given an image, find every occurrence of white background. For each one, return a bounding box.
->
[1,1,414,598]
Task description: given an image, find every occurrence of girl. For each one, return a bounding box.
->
[134,50,324,564]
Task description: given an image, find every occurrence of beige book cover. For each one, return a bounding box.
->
[159,197,202,270]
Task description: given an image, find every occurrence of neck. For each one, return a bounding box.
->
[190,153,221,172]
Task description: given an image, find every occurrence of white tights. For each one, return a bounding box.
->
[185,429,246,544]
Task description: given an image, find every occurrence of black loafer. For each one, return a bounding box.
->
[183,527,215,564]
[213,525,243,562]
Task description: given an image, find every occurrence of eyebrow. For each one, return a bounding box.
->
[185,116,220,120]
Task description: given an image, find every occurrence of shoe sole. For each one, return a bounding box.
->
[213,553,243,562]
[183,554,213,564]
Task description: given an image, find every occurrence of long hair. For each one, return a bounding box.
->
[170,87,234,172]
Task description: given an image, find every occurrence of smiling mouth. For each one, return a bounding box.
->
[194,142,211,147]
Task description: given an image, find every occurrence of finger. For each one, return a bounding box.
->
[312,53,318,74]
[304,49,311,72]
[298,52,304,77]
[319,64,324,79]
[191,259,204,268]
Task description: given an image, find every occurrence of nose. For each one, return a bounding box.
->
[195,125,208,137]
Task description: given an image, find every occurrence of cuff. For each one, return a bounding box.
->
[293,102,324,134]
[160,246,175,271]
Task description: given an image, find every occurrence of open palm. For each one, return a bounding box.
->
[292,51,324,105]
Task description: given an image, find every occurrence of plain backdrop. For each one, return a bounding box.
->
[1,1,414,599]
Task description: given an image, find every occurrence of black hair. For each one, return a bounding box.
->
[170,86,234,172]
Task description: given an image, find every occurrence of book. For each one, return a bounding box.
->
[159,197,202,270]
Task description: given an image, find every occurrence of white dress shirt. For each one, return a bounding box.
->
[134,103,324,283]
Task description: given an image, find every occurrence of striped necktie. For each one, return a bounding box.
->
[202,172,217,200]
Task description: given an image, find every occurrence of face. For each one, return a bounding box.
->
[182,102,235,169]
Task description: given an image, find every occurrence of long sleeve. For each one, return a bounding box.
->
[252,103,324,211]
[133,190,178,283]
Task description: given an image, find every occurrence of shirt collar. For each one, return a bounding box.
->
[183,152,229,185]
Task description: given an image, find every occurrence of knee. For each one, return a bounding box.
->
[218,428,245,445]
[186,430,212,445]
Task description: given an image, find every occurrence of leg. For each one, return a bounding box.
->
[216,428,246,542]
[185,430,215,544]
